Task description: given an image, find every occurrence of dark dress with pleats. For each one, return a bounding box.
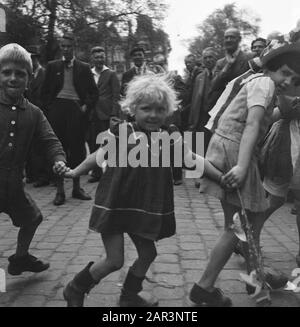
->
[89,119,176,241]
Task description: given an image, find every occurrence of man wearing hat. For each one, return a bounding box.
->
[120,46,151,96]
[41,33,99,205]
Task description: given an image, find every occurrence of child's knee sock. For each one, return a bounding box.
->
[121,268,144,296]
[16,215,42,256]
[119,268,158,307]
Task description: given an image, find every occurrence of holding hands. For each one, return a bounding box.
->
[53,161,68,175]
[53,161,75,178]
[63,168,76,179]
[222,165,247,189]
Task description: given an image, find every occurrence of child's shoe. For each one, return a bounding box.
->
[119,290,158,307]
[8,254,49,275]
[245,269,288,295]
[63,262,97,307]
[189,283,232,307]
[119,270,158,307]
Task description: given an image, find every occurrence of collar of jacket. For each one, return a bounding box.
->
[62,56,75,68]
[0,90,27,110]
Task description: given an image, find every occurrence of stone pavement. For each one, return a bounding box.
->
[0,176,300,307]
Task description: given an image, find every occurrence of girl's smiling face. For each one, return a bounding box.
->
[134,101,168,132]
[269,64,300,93]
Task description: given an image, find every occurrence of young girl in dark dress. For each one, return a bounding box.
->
[62,74,225,307]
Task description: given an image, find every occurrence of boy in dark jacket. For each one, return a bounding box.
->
[0,43,67,275]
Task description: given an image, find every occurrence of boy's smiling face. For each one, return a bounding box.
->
[269,64,300,93]
[0,62,29,102]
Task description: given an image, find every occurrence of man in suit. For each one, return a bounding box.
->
[41,33,99,205]
[26,46,45,108]
[88,46,120,183]
[208,27,252,109]
[188,48,217,188]
[120,46,151,96]
[189,48,217,149]
[180,54,203,132]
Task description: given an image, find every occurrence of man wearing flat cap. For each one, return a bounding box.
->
[41,32,99,205]
[120,46,151,96]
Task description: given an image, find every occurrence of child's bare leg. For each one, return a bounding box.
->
[189,200,237,306]
[119,234,158,307]
[89,233,124,281]
[197,200,239,290]
[63,233,124,307]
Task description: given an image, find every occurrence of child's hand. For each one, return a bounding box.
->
[223,165,247,188]
[53,161,68,176]
[64,168,75,179]
[220,175,236,191]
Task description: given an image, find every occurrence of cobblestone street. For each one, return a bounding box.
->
[0,176,300,307]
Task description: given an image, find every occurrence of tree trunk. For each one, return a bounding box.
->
[46,0,58,61]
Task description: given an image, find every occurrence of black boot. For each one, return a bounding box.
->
[63,262,98,307]
[8,254,49,275]
[119,270,158,307]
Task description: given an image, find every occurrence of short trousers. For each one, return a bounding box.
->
[0,191,42,227]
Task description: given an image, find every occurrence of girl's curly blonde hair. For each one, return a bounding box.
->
[120,73,179,116]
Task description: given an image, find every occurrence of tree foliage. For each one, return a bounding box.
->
[188,3,261,58]
[3,0,169,62]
